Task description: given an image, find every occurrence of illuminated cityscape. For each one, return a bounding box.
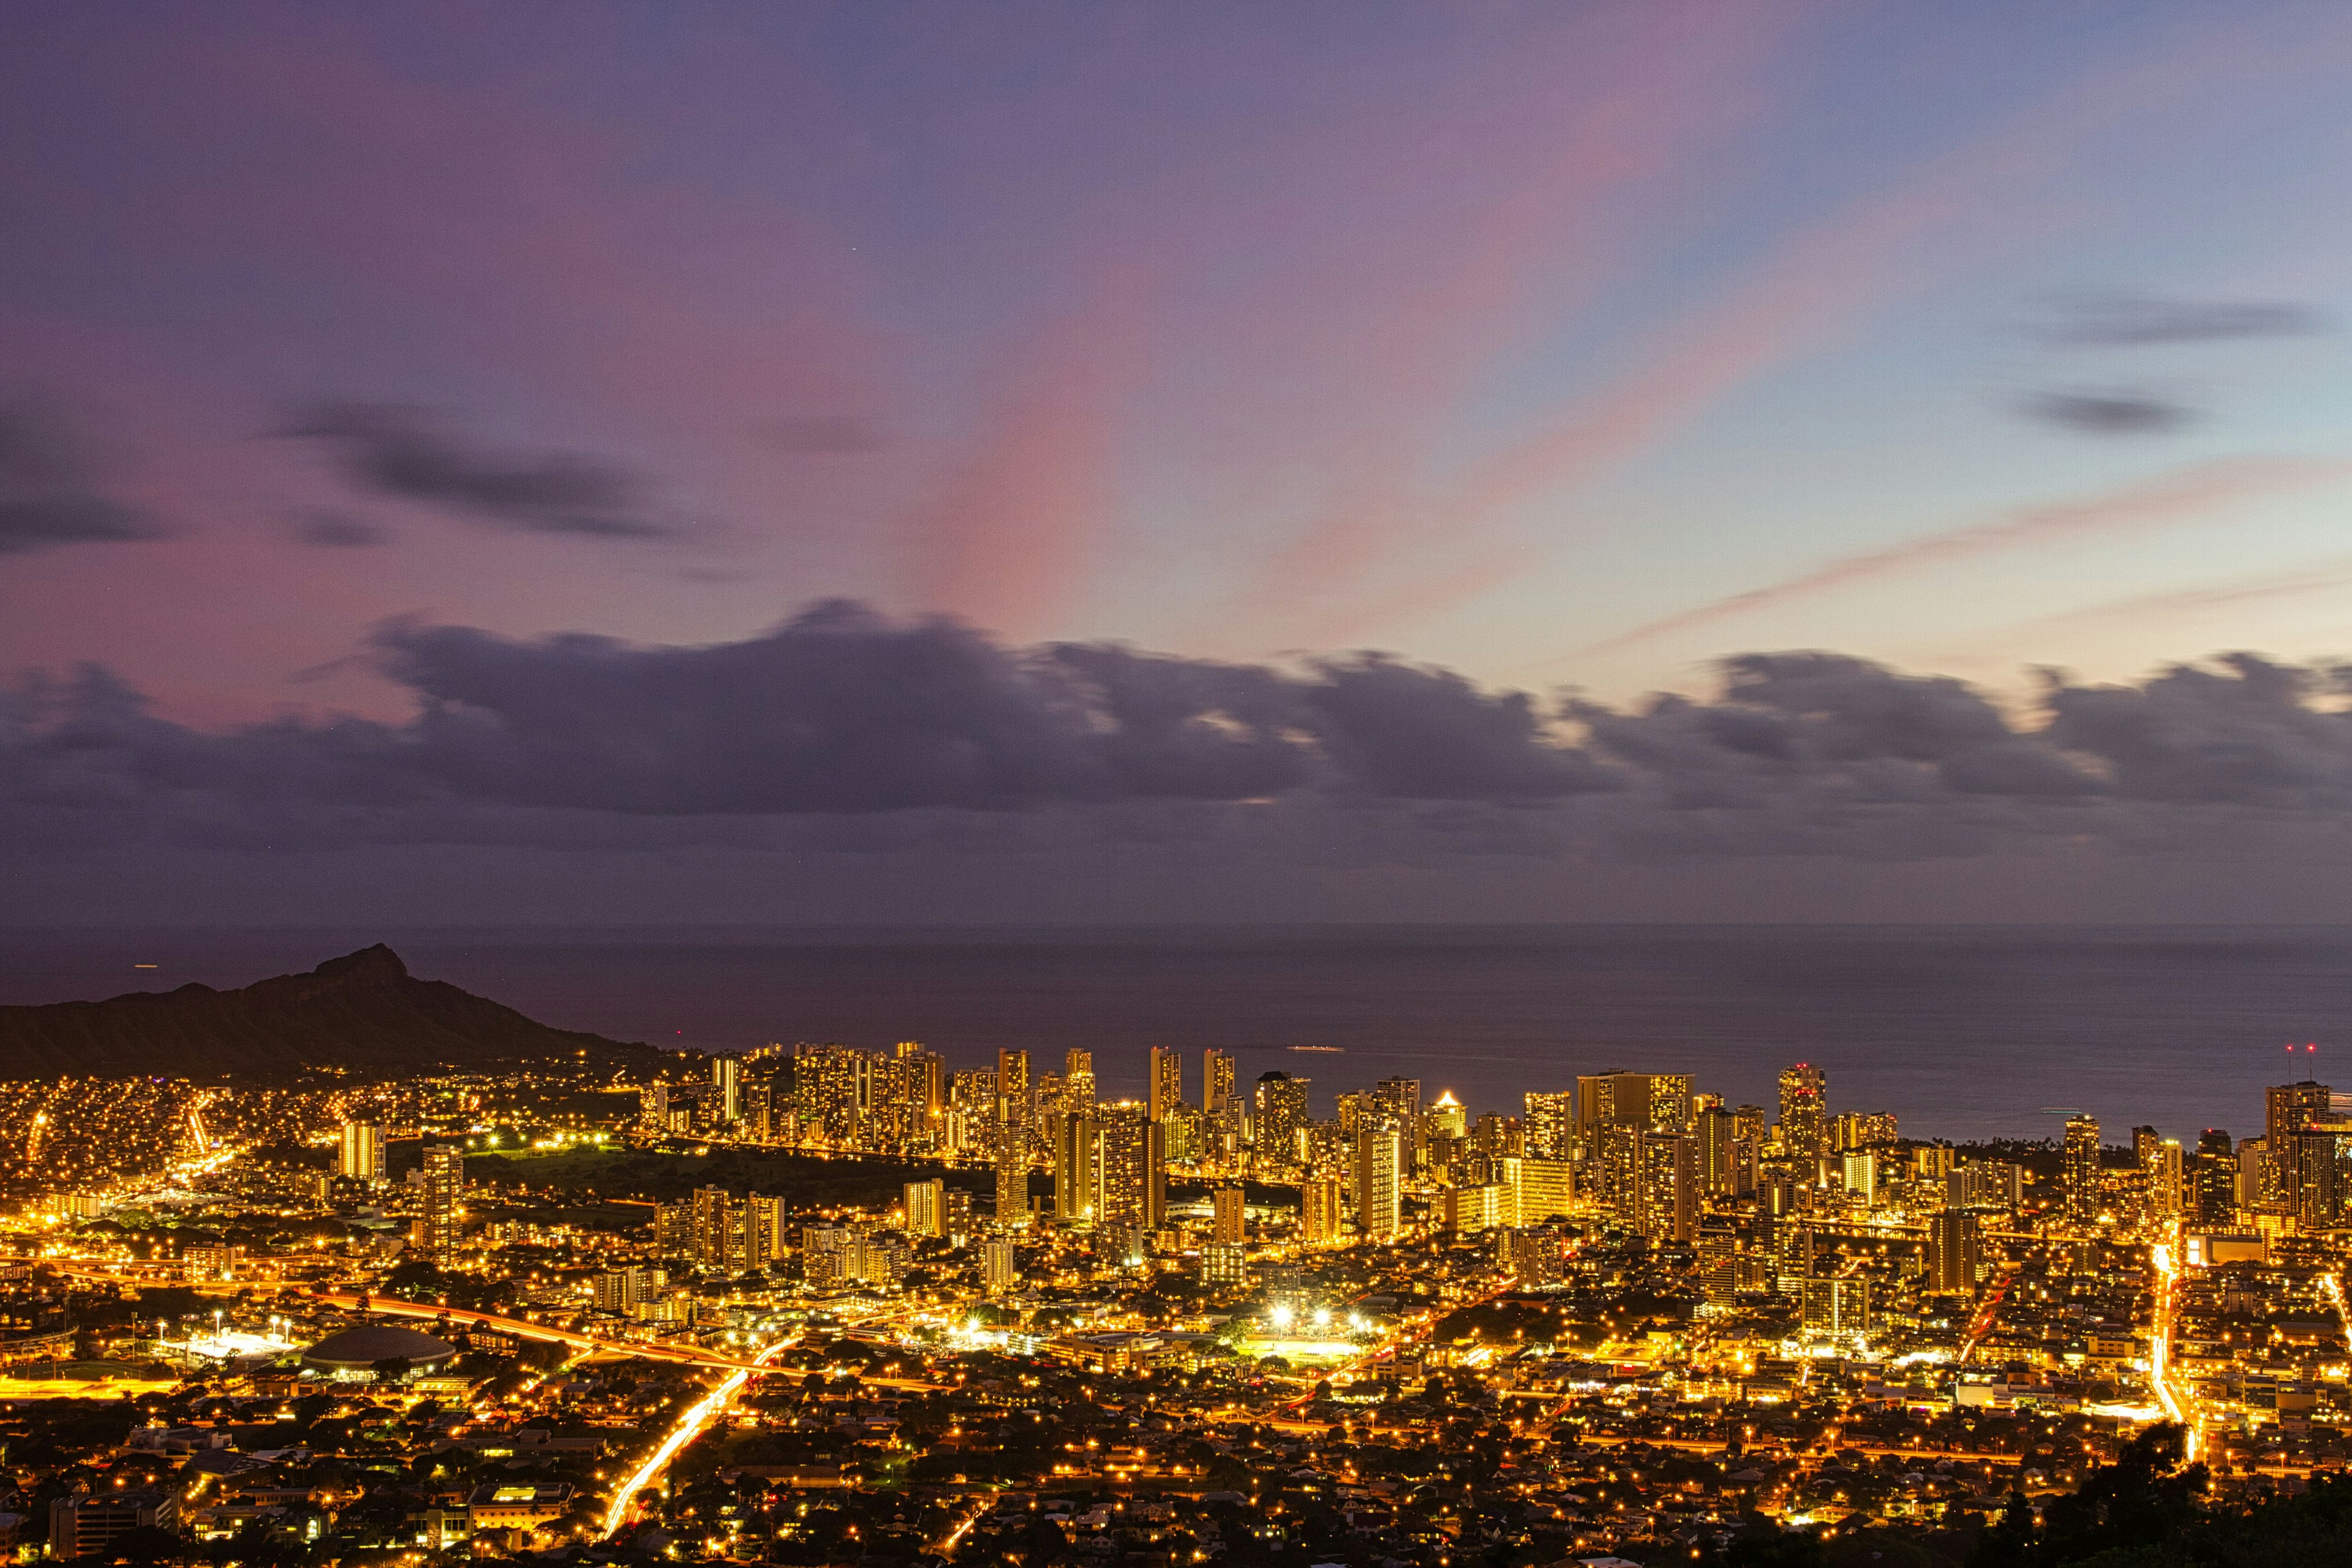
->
[5,995,2352,1566]
[10,4,2352,1564]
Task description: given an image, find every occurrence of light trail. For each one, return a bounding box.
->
[601,1335,795,1539]
[2149,1232,2196,1461]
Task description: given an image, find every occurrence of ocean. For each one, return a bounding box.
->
[4,925,2350,1145]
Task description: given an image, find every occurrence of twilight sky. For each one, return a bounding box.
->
[9,1,2352,924]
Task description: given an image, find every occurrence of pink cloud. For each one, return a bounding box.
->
[1210,9,2352,652]
[905,290,1149,639]
[1569,454,2352,660]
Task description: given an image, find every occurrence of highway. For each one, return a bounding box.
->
[601,1333,797,1538]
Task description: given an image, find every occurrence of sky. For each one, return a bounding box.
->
[9,0,2352,924]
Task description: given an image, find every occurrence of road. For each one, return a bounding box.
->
[601,1334,797,1539]
[2147,1236,2198,1462]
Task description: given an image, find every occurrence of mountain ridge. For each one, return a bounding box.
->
[0,943,671,1079]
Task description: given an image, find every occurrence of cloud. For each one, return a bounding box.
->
[15,601,2352,879]
[1571,454,2352,658]
[286,509,390,548]
[0,399,167,556]
[755,415,882,455]
[2043,293,2328,346]
[288,402,677,540]
[2019,389,2196,435]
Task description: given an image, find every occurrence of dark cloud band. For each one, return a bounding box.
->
[288,402,676,540]
[7,604,2352,865]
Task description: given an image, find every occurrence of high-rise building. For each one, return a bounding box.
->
[996,1050,1032,1134]
[1842,1150,1879,1206]
[1518,1158,1575,1226]
[1698,1225,1736,1306]
[1504,1226,1567,1287]
[1095,1102,1166,1232]
[980,1238,1019,1295]
[2285,1128,2342,1231]
[1211,1185,1246,1246]
[1064,1050,1096,1115]
[1426,1091,1468,1140]
[711,1055,742,1125]
[1927,1207,1982,1295]
[2149,1137,2184,1219]
[1052,1110,1097,1227]
[692,1184,753,1272]
[2192,1132,2236,1224]
[1695,1106,1740,1194]
[1161,1101,1205,1166]
[1254,1073,1310,1173]
[1802,1276,1872,1336]
[419,1142,464,1266]
[1204,1049,1236,1114]
[1371,1076,1423,1176]
[1830,1110,1897,1151]
[1150,1047,1183,1121]
[904,1178,945,1239]
[2063,1114,2101,1221]
[1354,1121,1403,1239]
[747,1193,787,1264]
[1524,1091,1575,1159]
[2266,1080,2334,1207]
[995,1128,1031,1229]
[1632,1131,1695,1245]
[337,1122,385,1184]
[1300,1177,1344,1245]
[1778,1063,1827,1159]
[1438,1183,1506,1233]
[594,1265,658,1313]
[1578,1071,1694,1143]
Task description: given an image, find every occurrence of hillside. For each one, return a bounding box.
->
[0,944,669,1079]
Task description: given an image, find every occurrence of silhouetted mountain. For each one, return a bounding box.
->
[0,944,670,1079]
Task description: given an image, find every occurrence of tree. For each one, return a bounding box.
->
[107,1524,185,1564]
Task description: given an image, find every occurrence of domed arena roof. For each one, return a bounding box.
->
[302,1322,456,1370]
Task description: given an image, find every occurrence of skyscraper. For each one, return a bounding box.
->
[2192,1129,2236,1224]
[419,1142,463,1266]
[1203,1049,1235,1114]
[1927,1207,1982,1295]
[1426,1090,1467,1140]
[1578,1071,1694,1141]
[337,1122,385,1183]
[980,1238,1018,1295]
[1254,1072,1309,1173]
[1354,1121,1403,1239]
[996,1049,1031,1133]
[1631,1131,1695,1244]
[1095,1102,1166,1232]
[1695,1105,1739,1194]
[2063,1114,2101,1221]
[1523,1091,1575,1159]
[1778,1063,1826,1159]
[903,1178,945,1239]
[2149,1137,2184,1219]
[1211,1185,1246,1246]
[1300,1178,1344,1245]
[995,1127,1031,1229]
[1150,1046,1184,1122]
[711,1055,741,1125]
[2266,1079,2333,1208]
[1052,1109,1098,1227]
[1064,1049,1096,1115]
